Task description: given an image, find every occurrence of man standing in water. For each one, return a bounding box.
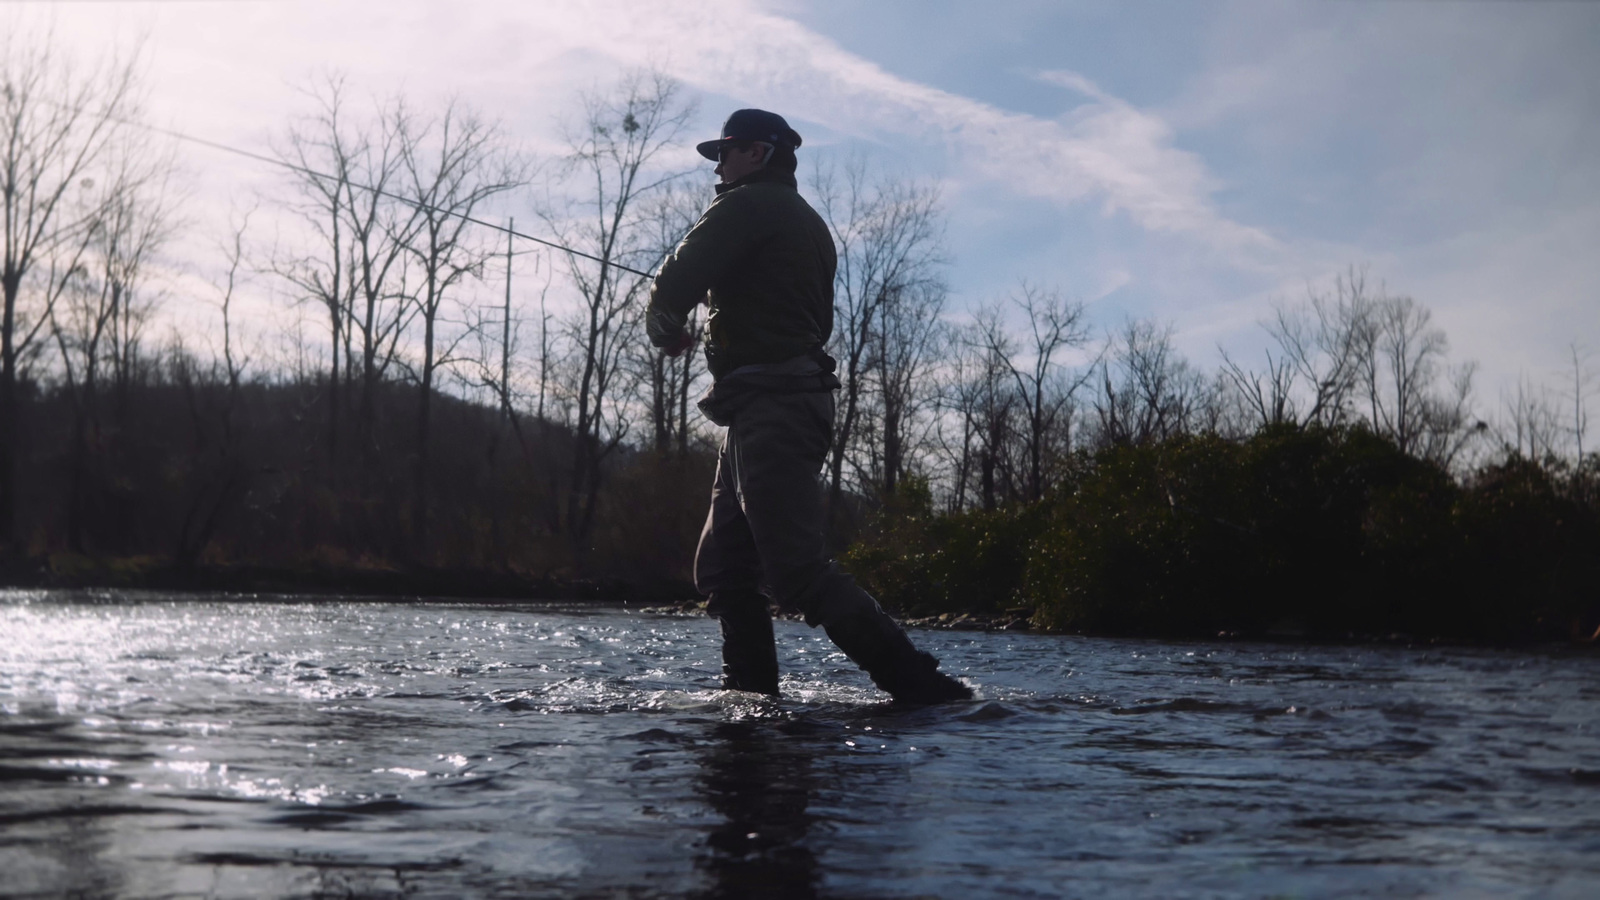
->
[646,109,971,704]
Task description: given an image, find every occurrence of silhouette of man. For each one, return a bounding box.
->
[646,109,970,703]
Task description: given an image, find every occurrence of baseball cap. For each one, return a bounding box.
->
[695,108,803,161]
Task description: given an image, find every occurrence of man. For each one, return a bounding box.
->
[646,108,971,704]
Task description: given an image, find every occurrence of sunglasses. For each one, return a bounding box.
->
[717,142,772,164]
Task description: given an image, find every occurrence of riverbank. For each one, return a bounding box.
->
[0,552,700,607]
[6,531,1596,648]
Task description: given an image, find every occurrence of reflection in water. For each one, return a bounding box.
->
[0,717,129,900]
[695,721,819,899]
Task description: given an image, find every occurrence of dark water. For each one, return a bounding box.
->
[1,592,1596,899]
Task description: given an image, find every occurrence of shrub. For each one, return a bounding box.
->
[841,477,1043,617]
[845,427,1599,642]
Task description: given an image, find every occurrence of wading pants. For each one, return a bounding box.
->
[694,389,970,702]
[694,389,872,628]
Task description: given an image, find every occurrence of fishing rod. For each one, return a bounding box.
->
[124,115,664,280]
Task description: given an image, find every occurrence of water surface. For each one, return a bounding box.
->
[2,591,1596,898]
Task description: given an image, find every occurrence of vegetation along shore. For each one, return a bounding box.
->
[2,46,1595,645]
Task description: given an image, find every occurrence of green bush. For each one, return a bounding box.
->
[1448,456,1600,639]
[841,477,1043,617]
[1026,425,1506,637]
[847,426,1600,642]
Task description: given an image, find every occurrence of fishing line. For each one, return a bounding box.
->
[124,115,663,279]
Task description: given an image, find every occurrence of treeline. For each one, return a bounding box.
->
[845,427,1599,641]
[840,273,1598,641]
[13,366,712,586]
[1,43,724,582]
[3,32,1596,638]
[0,39,959,584]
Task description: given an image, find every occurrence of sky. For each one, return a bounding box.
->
[15,0,1600,404]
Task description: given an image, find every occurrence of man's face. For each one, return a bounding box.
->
[715,142,770,184]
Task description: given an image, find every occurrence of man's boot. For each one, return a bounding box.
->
[823,604,972,704]
[707,592,780,696]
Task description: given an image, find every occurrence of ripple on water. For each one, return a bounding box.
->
[1,596,1597,899]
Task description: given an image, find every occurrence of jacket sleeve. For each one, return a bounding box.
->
[646,189,764,347]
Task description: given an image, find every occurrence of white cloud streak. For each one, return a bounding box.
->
[555,1,1277,259]
[28,0,1596,396]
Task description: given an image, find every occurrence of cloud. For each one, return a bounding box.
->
[1151,0,1600,390]
[519,1,1280,261]
[34,0,1594,396]
[37,0,1276,266]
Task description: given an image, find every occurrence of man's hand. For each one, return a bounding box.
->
[662,330,694,358]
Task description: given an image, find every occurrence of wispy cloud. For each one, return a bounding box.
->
[33,0,1277,264]
[542,0,1279,261]
[34,0,1595,391]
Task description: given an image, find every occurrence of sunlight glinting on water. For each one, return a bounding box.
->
[2,594,1597,899]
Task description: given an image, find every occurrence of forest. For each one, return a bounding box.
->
[2,38,1595,640]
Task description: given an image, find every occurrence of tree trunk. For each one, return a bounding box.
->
[327,303,342,456]
[0,274,19,550]
[882,393,901,499]
[652,352,669,456]
[677,350,691,459]
[828,343,865,514]
[413,287,437,561]
[567,280,604,560]
[980,447,996,512]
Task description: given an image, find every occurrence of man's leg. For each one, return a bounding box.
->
[694,433,779,696]
[705,591,778,696]
[732,392,971,704]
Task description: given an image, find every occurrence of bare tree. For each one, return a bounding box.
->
[274,73,357,454]
[867,278,947,500]
[1411,358,1476,468]
[1094,319,1210,448]
[1500,375,1564,461]
[1568,343,1595,462]
[46,129,176,552]
[1218,343,1298,429]
[637,180,705,458]
[544,68,694,560]
[809,158,945,511]
[218,210,253,394]
[98,140,177,409]
[930,329,990,511]
[0,31,141,549]
[972,338,1019,510]
[939,317,1022,510]
[343,98,422,460]
[461,239,566,555]
[978,284,1091,501]
[1219,268,1476,465]
[276,75,422,468]
[395,97,524,557]
[1221,270,1375,431]
[1365,293,1441,455]
[465,236,553,425]
[173,211,254,570]
[1334,284,1475,466]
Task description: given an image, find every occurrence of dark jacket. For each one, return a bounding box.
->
[647,168,837,381]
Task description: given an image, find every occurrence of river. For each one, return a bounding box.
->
[1,591,1596,898]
